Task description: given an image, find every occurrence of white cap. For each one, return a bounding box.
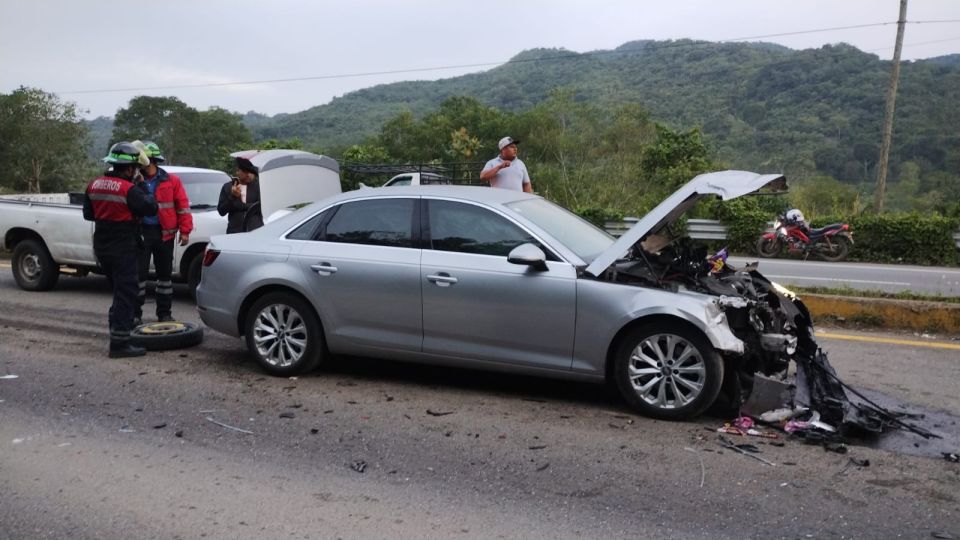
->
[498,136,520,150]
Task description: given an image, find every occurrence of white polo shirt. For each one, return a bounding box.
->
[482,156,530,191]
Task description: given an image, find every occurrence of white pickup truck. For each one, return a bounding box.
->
[0,149,342,293]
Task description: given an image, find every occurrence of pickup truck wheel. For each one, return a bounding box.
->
[12,239,60,291]
[244,292,324,376]
[187,253,203,301]
[613,323,723,420]
[130,321,204,350]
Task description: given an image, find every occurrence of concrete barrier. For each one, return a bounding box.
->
[803,294,960,334]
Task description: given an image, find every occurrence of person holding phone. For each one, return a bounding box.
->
[217,156,263,234]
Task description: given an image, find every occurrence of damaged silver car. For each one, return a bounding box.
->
[197,171,814,420]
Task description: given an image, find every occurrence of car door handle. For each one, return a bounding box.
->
[310,263,338,275]
[427,273,458,286]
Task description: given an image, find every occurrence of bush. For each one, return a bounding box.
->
[816,213,959,266]
[714,203,959,266]
[574,206,624,228]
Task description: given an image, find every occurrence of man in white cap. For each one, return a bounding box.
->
[480,136,532,193]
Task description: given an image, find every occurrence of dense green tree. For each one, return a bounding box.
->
[112,97,252,169]
[0,86,91,193]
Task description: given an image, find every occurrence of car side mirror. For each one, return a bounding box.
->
[507,243,548,271]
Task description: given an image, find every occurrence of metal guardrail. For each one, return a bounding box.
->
[606,218,960,249]
[604,218,728,240]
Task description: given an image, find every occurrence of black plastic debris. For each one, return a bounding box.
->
[426,409,454,416]
[279,412,295,419]
[823,442,848,454]
[944,452,960,463]
[536,463,550,472]
[350,460,367,473]
[153,423,167,429]
[310,428,319,434]
[175,430,183,438]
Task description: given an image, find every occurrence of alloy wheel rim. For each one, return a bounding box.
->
[253,303,308,368]
[627,333,706,409]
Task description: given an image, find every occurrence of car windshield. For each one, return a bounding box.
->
[178,171,230,208]
[505,198,615,263]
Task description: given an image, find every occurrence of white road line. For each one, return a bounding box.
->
[763,274,912,286]
[733,258,960,276]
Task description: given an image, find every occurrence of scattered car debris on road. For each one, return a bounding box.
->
[944,452,959,463]
[717,434,776,466]
[0,374,19,379]
[684,447,706,488]
[279,412,295,419]
[426,409,454,416]
[350,460,367,473]
[205,416,254,434]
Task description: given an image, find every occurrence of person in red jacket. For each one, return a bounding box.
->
[132,140,193,324]
[83,142,158,357]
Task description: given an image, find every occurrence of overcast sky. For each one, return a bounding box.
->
[1,0,958,119]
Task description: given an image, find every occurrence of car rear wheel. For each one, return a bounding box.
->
[613,322,723,420]
[244,292,324,376]
[12,239,60,291]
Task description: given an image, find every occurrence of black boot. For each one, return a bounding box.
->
[109,342,146,358]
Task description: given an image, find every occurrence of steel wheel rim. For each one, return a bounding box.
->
[252,303,308,368]
[627,333,706,409]
[19,253,41,281]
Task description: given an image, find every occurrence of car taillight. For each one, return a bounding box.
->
[202,249,220,267]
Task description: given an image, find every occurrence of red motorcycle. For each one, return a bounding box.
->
[755,209,853,262]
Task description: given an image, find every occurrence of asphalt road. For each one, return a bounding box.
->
[1,269,959,539]
[728,256,960,296]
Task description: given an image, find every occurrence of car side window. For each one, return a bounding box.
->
[324,199,415,248]
[386,176,411,187]
[286,210,328,240]
[428,200,537,257]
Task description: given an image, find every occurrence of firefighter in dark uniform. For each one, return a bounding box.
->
[83,142,159,358]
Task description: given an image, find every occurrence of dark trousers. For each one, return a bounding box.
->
[98,249,139,346]
[137,226,175,319]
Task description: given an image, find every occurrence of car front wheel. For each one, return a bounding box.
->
[613,322,723,420]
[244,292,324,376]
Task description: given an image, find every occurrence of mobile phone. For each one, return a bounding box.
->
[232,176,239,186]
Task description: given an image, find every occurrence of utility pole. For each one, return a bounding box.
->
[874,0,908,213]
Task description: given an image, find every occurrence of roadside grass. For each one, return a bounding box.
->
[786,284,960,304]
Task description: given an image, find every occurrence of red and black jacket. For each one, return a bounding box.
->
[83,172,159,253]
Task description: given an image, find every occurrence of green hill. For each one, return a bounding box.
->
[249,40,960,185]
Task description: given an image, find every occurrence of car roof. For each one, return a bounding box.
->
[162,165,229,175]
[329,185,538,206]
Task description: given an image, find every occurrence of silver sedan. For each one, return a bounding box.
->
[198,172,804,420]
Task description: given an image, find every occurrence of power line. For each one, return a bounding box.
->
[56,19,960,96]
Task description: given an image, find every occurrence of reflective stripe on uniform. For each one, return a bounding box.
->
[162,228,178,236]
[158,202,174,208]
[176,209,189,214]
[88,193,128,203]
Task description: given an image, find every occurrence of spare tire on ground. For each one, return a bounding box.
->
[130,321,204,351]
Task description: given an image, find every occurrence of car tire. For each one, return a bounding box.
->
[613,322,724,420]
[186,252,203,301]
[244,292,324,376]
[12,239,60,291]
[130,321,204,350]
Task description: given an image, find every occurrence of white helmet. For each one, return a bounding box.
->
[786,209,805,223]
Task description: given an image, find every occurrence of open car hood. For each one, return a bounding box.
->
[585,170,787,277]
